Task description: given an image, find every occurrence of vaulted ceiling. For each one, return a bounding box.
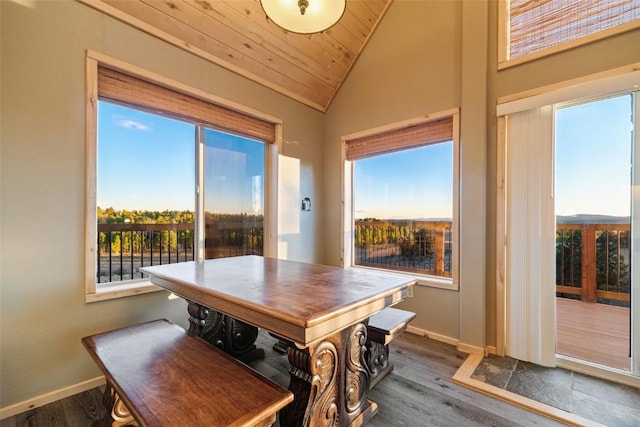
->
[80,0,392,112]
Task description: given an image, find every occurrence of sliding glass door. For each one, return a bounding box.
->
[554,93,638,375]
[202,128,265,260]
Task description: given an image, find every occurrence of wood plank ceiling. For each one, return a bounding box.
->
[81,0,392,112]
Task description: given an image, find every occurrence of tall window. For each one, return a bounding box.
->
[343,111,459,288]
[499,0,640,68]
[86,52,279,300]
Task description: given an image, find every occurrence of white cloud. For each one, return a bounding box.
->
[117,119,151,131]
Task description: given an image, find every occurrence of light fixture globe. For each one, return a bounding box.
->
[260,0,346,34]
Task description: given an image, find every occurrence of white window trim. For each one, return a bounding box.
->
[341,108,460,291]
[497,62,640,115]
[85,50,281,302]
[498,1,640,70]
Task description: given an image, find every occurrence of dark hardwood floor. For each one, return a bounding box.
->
[1,331,564,426]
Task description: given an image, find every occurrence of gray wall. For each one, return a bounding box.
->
[323,0,484,344]
[0,0,324,407]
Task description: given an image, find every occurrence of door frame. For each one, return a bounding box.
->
[496,64,640,385]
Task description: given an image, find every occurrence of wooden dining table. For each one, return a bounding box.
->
[141,255,415,427]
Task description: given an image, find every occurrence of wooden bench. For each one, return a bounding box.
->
[366,307,416,389]
[82,319,293,427]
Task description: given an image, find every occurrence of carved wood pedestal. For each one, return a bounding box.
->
[364,340,392,390]
[279,322,377,427]
[186,301,265,362]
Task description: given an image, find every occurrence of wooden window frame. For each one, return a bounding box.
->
[498,0,640,70]
[341,108,460,290]
[85,50,281,302]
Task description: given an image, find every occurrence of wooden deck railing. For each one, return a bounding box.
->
[354,220,452,277]
[556,222,631,304]
[98,219,630,304]
[97,222,262,283]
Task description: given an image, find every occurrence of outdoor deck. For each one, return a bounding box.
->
[556,297,631,371]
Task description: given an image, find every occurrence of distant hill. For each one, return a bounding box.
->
[556,214,630,224]
[356,218,453,223]
[356,215,629,224]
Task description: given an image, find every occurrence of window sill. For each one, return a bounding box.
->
[347,265,459,291]
[86,279,165,303]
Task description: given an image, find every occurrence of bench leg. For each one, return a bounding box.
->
[272,339,290,355]
[279,323,377,427]
[364,341,393,390]
[94,383,138,427]
[186,301,265,362]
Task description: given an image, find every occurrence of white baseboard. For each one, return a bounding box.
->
[0,376,105,420]
[456,342,486,356]
[406,325,459,347]
[405,325,489,356]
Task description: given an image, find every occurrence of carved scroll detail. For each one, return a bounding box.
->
[224,315,259,357]
[345,323,369,416]
[281,341,339,427]
[312,342,339,425]
[365,341,389,376]
[187,301,224,346]
[186,301,261,360]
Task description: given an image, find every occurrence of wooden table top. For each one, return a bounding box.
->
[142,256,415,346]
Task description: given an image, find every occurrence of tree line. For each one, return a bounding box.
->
[97,207,195,224]
[354,219,439,258]
[97,207,263,255]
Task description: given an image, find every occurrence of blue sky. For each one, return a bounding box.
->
[555,94,632,217]
[354,143,453,220]
[203,128,264,215]
[98,101,264,214]
[99,94,635,219]
[98,102,195,211]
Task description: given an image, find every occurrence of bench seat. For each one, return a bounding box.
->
[82,319,293,427]
[366,307,416,389]
[368,307,416,345]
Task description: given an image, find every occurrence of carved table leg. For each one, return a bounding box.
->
[279,323,377,427]
[94,382,137,427]
[186,301,264,362]
[364,340,392,390]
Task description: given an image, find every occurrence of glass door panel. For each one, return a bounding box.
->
[554,94,633,371]
[203,129,265,259]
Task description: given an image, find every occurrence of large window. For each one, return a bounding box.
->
[343,110,459,289]
[499,0,640,68]
[86,51,280,301]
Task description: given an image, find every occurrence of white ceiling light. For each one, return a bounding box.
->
[260,0,346,34]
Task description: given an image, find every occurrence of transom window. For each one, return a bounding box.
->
[500,0,640,68]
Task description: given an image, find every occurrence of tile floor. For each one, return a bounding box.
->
[471,355,640,427]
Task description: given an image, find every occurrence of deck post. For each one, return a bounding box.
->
[581,224,597,303]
